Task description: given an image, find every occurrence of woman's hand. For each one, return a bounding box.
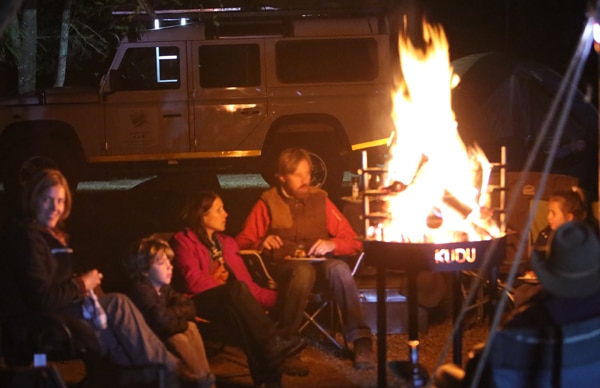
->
[212,261,229,284]
[80,269,103,292]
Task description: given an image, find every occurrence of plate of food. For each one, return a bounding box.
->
[517,274,539,284]
[284,255,327,263]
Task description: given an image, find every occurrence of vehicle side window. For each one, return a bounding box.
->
[117,46,180,90]
[276,38,378,83]
[198,44,260,88]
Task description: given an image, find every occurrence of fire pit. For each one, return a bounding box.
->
[357,16,508,386]
[362,236,506,387]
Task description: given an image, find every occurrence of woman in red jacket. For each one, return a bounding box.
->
[170,191,304,388]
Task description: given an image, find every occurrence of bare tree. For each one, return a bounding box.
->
[0,0,24,35]
[136,0,155,19]
[18,0,36,94]
[54,0,72,87]
[2,0,37,94]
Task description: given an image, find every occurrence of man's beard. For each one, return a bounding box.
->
[285,184,310,199]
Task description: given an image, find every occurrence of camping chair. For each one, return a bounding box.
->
[0,238,98,387]
[239,250,365,352]
[459,270,516,323]
[0,311,88,387]
[0,301,169,388]
[434,315,600,388]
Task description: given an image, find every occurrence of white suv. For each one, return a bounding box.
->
[0,10,394,199]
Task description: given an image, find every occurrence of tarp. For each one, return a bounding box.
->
[451,52,598,199]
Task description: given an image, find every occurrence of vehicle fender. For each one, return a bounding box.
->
[0,120,85,164]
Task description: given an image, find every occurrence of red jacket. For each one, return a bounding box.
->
[235,192,362,256]
[171,229,277,309]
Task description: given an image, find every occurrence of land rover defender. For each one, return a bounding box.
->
[0,9,395,200]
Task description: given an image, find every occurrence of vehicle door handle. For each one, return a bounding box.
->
[240,108,260,115]
[163,113,182,118]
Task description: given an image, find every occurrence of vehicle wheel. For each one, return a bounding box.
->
[1,143,80,207]
[262,139,344,197]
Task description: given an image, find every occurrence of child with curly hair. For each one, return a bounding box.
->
[125,236,215,388]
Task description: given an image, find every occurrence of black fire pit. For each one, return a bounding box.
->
[362,236,506,387]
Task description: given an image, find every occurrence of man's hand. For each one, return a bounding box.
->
[308,239,336,257]
[261,235,283,251]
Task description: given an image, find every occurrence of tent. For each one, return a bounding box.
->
[451,52,598,200]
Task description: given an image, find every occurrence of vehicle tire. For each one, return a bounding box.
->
[262,137,344,197]
[1,142,81,208]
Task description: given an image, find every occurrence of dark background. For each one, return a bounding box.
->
[416,0,596,97]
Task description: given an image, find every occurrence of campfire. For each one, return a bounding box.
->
[365,19,503,244]
[361,18,509,387]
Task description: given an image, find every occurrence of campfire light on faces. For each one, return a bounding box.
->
[373,19,502,244]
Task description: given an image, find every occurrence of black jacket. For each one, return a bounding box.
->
[505,288,600,328]
[4,221,83,315]
[127,279,196,340]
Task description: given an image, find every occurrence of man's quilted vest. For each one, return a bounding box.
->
[261,186,329,259]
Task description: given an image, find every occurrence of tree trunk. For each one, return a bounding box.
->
[136,0,155,19]
[0,0,24,36]
[19,0,37,95]
[54,0,72,87]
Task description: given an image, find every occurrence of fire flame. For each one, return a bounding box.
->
[372,19,501,243]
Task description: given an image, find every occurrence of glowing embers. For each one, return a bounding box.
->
[369,19,501,244]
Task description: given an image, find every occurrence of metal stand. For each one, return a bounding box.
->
[358,147,507,387]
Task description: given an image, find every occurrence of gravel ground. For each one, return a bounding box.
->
[51,314,491,387]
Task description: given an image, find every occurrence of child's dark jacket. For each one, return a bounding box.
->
[128,279,196,340]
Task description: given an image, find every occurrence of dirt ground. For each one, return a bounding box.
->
[209,318,490,388]
[48,310,491,388]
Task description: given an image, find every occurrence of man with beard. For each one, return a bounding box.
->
[236,147,374,374]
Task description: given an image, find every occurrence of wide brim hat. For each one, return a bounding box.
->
[532,221,600,298]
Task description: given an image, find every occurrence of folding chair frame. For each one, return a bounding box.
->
[239,250,365,352]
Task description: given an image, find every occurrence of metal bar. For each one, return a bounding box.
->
[376,264,387,387]
[452,272,462,364]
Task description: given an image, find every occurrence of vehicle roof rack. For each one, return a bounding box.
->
[112,5,391,22]
[113,5,391,38]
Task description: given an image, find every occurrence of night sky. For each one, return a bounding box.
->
[415,0,595,89]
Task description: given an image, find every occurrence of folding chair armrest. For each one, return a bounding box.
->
[332,252,366,277]
[239,249,277,290]
[351,252,365,277]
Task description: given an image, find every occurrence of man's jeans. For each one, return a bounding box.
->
[269,258,372,342]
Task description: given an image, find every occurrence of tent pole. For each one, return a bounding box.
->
[595,1,600,219]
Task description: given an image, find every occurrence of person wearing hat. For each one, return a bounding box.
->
[434,220,600,388]
[513,187,599,307]
[504,220,600,328]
